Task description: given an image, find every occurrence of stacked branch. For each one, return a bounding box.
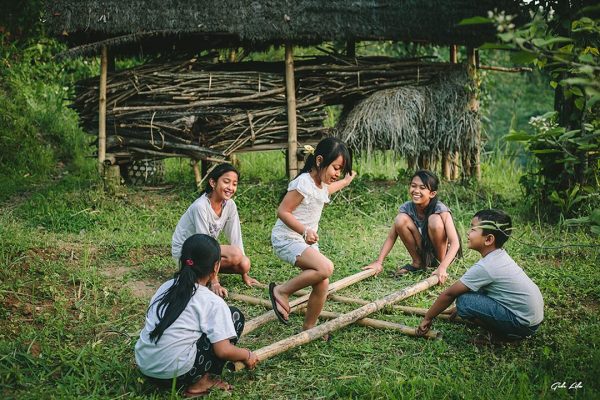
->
[73,55,464,162]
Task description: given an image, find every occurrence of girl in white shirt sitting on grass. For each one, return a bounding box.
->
[136,234,258,398]
[172,163,258,297]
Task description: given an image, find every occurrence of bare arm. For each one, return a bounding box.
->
[277,190,318,244]
[363,219,400,274]
[416,281,470,336]
[212,339,258,369]
[432,212,461,284]
[328,171,356,195]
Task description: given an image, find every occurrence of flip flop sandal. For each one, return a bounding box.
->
[392,263,422,277]
[269,282,289,324]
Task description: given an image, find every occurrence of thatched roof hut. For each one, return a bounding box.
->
[45,0,517,57]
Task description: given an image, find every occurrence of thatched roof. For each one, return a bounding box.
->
[45,0,518,57]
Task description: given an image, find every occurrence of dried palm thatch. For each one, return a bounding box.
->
[335,68,480,167]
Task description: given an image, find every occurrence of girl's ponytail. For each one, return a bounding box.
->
[148,234,221,343]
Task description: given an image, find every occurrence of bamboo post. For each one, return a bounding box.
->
[98,45,108,174]
[285,43,298,179]
[242,269,376,336]
[191,160,201,189]
[233,275,439,370]
[229,293,440,339]
[467,46,481,181]
[449,44,460,181]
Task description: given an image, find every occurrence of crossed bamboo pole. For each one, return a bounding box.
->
[242,269,377,336]
[232,275,440,371]
[230,293,440,340]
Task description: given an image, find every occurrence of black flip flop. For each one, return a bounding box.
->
[269,282,289,324]
[392,263,423,277]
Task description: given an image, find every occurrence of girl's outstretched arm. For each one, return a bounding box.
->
[432,212,461,284]
[328,171,357,194]
[363,221,399,274]
[213,340,258,369]
[277,190,319,244]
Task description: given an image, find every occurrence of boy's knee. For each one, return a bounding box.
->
[240,255,251,273]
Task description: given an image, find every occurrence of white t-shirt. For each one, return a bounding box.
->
[171,193,244,259]
[460,248,544,326]
[134,280,237,379]
[271,172,330,242]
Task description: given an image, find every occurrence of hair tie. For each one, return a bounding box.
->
[303,144,315,156]
[185,259,194,266]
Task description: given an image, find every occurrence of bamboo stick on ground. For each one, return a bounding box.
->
[253,282,458,320]
[242,269,376,336]
[233,275,439,371]
[230,293,440,340]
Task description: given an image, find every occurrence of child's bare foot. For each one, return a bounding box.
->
[184,374,231,397]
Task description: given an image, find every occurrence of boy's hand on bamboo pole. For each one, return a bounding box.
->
[416,317,433,336]
[431,267,448,284]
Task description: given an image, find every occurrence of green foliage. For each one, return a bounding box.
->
[492,8,600,220]
[1,154,599,399]
[0,37,97,200]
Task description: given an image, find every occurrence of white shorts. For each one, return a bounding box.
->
[272,234,319,265]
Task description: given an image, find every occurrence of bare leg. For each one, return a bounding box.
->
[274,247,333,327]
[218,245,259,286]
[394,213,422,269]
[427,214,449,263]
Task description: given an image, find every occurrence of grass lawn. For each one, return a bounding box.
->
[1,153,598,399]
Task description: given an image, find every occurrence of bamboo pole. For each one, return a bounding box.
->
[449,44,460,181]
[229,293,440,339]
[242,269,376,336]
[467,47,481,181]
[285,43,298,179]
[253,283,457,320]
[233,275,439,370]
[98,45,108,174]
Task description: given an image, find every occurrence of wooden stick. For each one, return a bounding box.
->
[242,269,376,336]
[229,293,440,339]
[285,43,298,178]
[253,282,456,320]
[98,45,108,173]
[478,65,532,73]
[233,275,439,370]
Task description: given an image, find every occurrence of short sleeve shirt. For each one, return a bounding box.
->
[460,249,544,326]
[398,200,450,233]
[134,281,237,379]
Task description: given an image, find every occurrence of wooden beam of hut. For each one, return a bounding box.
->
[98,45,108,173]
[285,43,298,178]
[229,293,440,340]
[232,275,439,371]
[242,269,376,336]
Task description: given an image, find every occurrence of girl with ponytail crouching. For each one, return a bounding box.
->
[135,234,258,398]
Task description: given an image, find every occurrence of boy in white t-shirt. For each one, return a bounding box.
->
[417,209,544,341]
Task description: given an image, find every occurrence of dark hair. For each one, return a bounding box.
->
[410,170,462,266]
[473,209,513,248]
[298,137,352,178]
[148,234,221,343]
[202,163,239,195]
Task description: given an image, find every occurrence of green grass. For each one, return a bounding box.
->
[1,153,599,400]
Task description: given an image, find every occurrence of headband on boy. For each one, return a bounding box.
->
[477,220,514,237]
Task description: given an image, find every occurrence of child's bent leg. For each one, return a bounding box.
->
[275,248,333,325]
[395,213,422,268]
[456,292,532,339]
[181,306,245,391]
[218,245,258,286]
[427,214,448,262]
